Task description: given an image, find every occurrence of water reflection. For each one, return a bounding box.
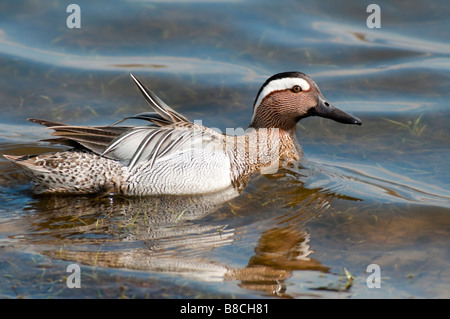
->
[0,34,258,78]
[16,170,338,297]
[313,21,450,55]
[298,160,450,209]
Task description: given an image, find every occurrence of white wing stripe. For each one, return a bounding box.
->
[128,130,161,169]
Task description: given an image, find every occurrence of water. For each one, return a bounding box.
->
[0,0,449,299]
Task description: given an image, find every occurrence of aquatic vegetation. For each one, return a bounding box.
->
[382,115,427,137]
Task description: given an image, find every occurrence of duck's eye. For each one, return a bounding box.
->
[291,85,302,93]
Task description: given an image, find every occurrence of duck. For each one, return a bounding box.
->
[4,72,361,196]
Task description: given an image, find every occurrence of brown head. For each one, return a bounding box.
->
[249,72,361,132]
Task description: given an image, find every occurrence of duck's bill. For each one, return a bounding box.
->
[312,96,362,125]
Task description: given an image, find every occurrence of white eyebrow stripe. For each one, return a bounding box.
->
[252,77,310,122]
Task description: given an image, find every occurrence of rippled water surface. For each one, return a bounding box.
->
[1,0,450,298]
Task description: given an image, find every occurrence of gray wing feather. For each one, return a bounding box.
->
[130,74,189,123]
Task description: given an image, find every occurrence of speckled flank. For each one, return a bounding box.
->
[8,151,125,194]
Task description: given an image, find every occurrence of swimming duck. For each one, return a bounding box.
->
[4,72,361,195]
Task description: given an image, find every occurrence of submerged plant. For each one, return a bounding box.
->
[382,115,426,137]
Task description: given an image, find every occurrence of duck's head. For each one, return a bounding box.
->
[249,72,362,132]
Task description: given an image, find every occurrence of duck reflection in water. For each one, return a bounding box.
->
[21,169,358,298]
